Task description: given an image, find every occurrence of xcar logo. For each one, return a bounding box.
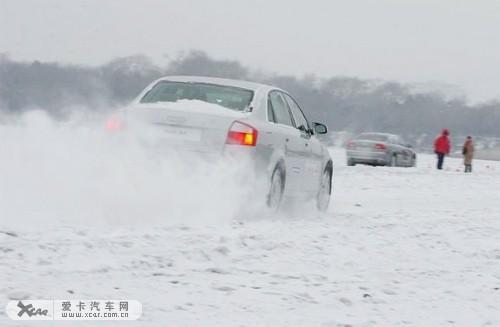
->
[17,301,48,317]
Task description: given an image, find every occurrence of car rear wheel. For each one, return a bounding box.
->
[317,169,332,212]
[347,158,355,166]
[267,167,284,211]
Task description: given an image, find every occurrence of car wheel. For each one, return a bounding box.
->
[316,169,332,212]
[267,166,284,211]
[347,158,355,166]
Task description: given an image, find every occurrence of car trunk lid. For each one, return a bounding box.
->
[127,100,248,154]
[350,140,387,151]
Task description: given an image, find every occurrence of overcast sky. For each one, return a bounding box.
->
[1,0,500,102]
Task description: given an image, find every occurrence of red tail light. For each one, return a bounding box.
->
[226,121,258,146]
[374,143,386,150]
[106,116,125,131]
[347,140,356,148]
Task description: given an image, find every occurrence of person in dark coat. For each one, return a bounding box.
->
[433,128,451,170]
[462,136,474,173]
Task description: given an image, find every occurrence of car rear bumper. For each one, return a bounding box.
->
[146,142,266,174]
[347,150,389,165]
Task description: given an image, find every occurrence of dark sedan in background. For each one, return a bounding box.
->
[346,133,416,167]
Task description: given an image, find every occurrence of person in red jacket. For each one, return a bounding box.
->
[433,128,451,170]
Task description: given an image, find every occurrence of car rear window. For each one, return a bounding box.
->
[140,81,254,111]
[358,134,390,142]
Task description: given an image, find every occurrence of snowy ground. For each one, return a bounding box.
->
[1,117,500,326]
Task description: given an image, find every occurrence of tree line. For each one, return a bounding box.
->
[1,50,499,150]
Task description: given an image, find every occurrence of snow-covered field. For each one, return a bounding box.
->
[1,114,500,326]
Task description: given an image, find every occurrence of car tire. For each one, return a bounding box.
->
[347,159,355,166]
[267,166,284,211]
[316,169,332,212]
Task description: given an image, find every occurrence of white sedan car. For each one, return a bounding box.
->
[108,76,333,211]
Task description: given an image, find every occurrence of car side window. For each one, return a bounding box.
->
[283,93,310,131]
[268,91,294,127]
[267,98,276,123]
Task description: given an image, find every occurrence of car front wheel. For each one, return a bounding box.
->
[317,169,332,212]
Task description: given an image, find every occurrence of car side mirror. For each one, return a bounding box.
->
[312,122,328,134]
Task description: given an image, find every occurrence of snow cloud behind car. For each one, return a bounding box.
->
[0,109,265,229]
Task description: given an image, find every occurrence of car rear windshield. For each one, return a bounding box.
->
[140,81,254,111]
[357,133,390,142]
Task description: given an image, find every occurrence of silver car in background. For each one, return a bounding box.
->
[346,133,416,167]
[109,76,333,211]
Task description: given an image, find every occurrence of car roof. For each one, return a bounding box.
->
[155,75,273,92]
[359,132,397,137]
